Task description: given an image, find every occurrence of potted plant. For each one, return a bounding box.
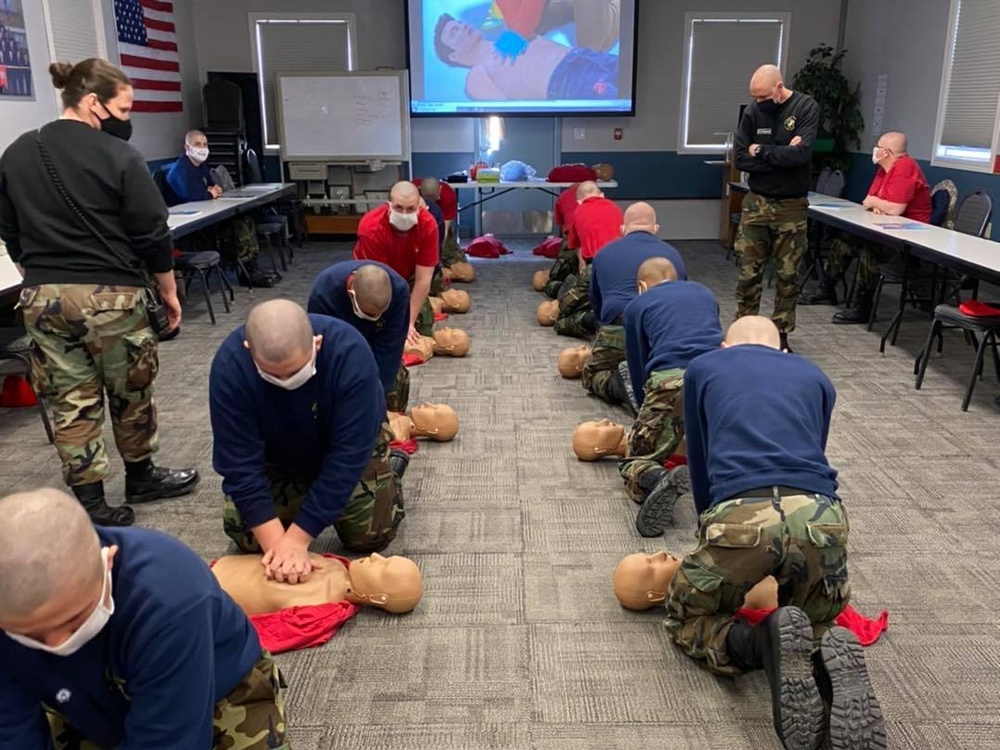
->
[792,44,864,171]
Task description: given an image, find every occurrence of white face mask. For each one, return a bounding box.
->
[6,548,114,657]
[388,205,419,232]
[871,146,883,165]
[188,146,210,164]
[255,344,317,390]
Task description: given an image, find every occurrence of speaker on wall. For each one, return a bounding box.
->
[206,71,264,167]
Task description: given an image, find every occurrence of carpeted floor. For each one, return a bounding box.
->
[2,237,999,749]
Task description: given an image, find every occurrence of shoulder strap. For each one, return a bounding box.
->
[35,127,151,286]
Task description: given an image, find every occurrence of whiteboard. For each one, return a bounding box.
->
[276,71,410,162]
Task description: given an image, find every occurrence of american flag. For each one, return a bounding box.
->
[114,0,183,113]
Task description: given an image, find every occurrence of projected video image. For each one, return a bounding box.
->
[408,0,637,116]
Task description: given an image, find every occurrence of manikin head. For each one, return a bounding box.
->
[612,551,681,609]
[872,131,907,170]
[244,300,321,389]
[433,327,471,357]
[636,256,678,295]
[749,64,791,114]
[388,181,422,233]
[184,129,209,166]
[724,316,781,350]
[409,403,459,441]
[622,202,659,238]
[449,261,476,282]
[440,288,471,313]
[593,163,614,181]
[347,264,393,322]
[0,488,116,651]
[50,59,134,140]
[404,335,435,361]
[419,176,441,201]
[572,419,627,461]
[532,269,550,291]
[576,180,603,203]
[557,345,592,378]
[537,299,559,326]
[348,553,423,614]
[434,14,488,68]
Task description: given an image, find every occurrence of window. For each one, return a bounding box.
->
[932,0,1000,171]
[43,0,105,67]
[678,13,790,154]
[249,13,357,149]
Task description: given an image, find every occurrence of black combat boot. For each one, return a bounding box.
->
[124,458,200,504]
[832,289,873,325]
[725,620,763,671]
[617,361,640,414]
[557,275,578,301]
[635,466,668,503]
[635,465,689,537]
[603,369,634,414]
[780,332,793,353]
[388,448,410,480]
[72,481,135,527]
[800,279,839,306]
[756,607,826,750]
[817,627,887,750]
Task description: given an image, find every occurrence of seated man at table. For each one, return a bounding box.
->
[584,202,687,407]
[307,260,411,412]
[165,129,277,288]
[355,182,439,342]
[0,487,288,749]
[210,300,403,580]
[802,131,931,323]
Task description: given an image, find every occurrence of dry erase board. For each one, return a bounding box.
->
[276,71,410,162]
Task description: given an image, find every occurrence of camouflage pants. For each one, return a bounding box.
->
[415,296,435,337]
[233,216,261,264]
[581,324,625,402]
[554,265,594,338]
[664,492,851,677]
[618,369,685,502]
[826,234,899,292]
[386,362,410,413]
[735,193,808,333]
[224,423,403,553]
[430,265,446,297]
[45,651,289,750]
[441,227,467,267]
[544,244,576,298]
[20,284,159,487]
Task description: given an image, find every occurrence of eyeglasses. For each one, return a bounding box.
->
[348,289,383,322]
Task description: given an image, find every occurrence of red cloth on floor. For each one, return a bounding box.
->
[434,312,449,322]
[548,164,598,183]
[390,437,418,455]
[663,454,688,471]
[466,235,511,258]
[210,554,361,654]
[959,300,1000,317]
[403,352,426,367]
[532,237,563,258]
[0,375,37,407]
[735,604,889,647]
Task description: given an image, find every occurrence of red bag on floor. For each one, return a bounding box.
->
[403,352,427,367]
[466,235,510,258]
[548,164,598,183]
[0,375,37,407]
[390,437,419,455]
[959,300,1000,317]
[736,604,889,647]
[532,237,563,258]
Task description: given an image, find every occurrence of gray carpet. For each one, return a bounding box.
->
[2,237,1000,749]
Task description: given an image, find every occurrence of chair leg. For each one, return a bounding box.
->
[962,332,991,411]
[198,268,216,325]
[990,333,1000,382]
[262,234,281,276]
[275,234,289,272]
[220,267,235,302]
[890,272,908,348]
[915,319,941,386]
[213,267,231,313]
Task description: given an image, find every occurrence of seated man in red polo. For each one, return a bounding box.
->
[355,182,439,341]
[802,131,931,324]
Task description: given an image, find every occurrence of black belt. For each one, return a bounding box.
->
[733,485,813,500]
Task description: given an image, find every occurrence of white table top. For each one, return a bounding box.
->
[0,245,22,295]
[450,180,618,190]
[167,199,235,233]
[167,183,296,234]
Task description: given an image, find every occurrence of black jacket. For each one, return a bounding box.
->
[734,91,819,199]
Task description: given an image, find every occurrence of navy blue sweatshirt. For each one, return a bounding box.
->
[623,281,722,406]
[165,155,215,203]
[209,314,384,538]
[590,232,688,325]
[0,527,260,750]
[683,345,839,515]
[307,260,410,400]
[425,198,445,247]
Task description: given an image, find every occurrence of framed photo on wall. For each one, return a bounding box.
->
[0,0,35,100]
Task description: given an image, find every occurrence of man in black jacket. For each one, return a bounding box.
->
[733,64,819,353]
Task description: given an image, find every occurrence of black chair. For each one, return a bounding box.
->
[246,148,305,252]
[244,149,292,272]
[152,167,181,207]
[0,329,54,443]
[174,251,234,325]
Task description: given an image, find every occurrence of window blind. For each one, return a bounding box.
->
[46,0,102,64]
[939,0,1000,149]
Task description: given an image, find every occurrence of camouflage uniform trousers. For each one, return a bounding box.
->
[544,242,576,298]
[430,265,446,297]
[232,216,262,264]
[664,491,851,677]
[554,265,594,338]
[45,651,290,750]
[825,233,899,292]
[223,423,403,553]
[441,227,467,268]
[735,192,808,333]
[386,362,411,413]
[581,323,625,402]
[618,369,685,502]
[409,276,437,338]
[19,284,159,488]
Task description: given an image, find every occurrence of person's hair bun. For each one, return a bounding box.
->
[49,62,75,89]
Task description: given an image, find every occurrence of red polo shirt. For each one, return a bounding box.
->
[554,184,579,234]
[354,204,439,281]
[868,155,932,223]
[567,196,624,260]
[412,178,459,221]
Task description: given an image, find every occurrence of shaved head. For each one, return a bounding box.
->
[0,488,102,620]
[418,177,440,199]
[351,264,393,315]
[623,202,658,235]
[878,131,907,154]
[726,316,781,349]
[244,299,314,365]
[749,64,789,103]
[390,181,420,202]
[637,257,677,288]
[576,181,601,201]
[751,64,783,88]
[185,129,206,146]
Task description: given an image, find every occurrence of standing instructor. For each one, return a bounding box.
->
[733,64,818,353]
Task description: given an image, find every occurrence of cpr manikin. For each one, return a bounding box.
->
[433,327,471,357]
[212,552,423,615]
[404,334,436,362]
[537,299,559,326]
[558,345,592,378]
[408,403,459,442]
[612,552,778,611]
[439,289,471,313]
[449,261,476,282]
[388,411,412,442]
[572,419,627,461]
[532,270,550,291]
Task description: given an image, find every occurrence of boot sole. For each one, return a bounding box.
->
[126,476,200,504]
[821,627,887,750]
[772,607,826,750]
[635,466,689,537]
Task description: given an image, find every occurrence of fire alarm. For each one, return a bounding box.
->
[613,127,623,141]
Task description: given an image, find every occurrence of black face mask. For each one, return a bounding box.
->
[99,104,133,142]
[757,99,780,116]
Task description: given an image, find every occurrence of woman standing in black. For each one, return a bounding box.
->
[0,58,198,525]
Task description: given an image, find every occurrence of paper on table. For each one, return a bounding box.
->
[0,243,23,293]
[873,222,929,230]
[809,202,851,208]
[169,209,203,216]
